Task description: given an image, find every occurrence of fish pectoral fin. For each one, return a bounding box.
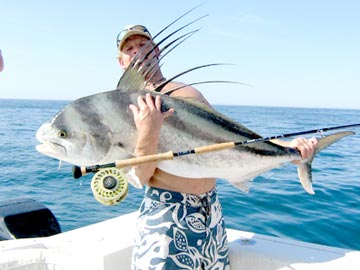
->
[297,131,355,195]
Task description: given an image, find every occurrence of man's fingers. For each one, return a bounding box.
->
[133,94,173,120]
[145,93,155,110]
[128,104,139,117]
[163,108,174,119]
[296,137,318,160]
[155,95,161,110]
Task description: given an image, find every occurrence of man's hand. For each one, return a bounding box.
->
[129,93,174,146]
[288,137,318,164]
[128,93,174,184]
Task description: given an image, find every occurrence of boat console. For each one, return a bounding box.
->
[0,198,61,240]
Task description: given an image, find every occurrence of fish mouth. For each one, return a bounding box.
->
[36,141,67,157]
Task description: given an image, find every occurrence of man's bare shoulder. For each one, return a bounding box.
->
[163,82,210,106]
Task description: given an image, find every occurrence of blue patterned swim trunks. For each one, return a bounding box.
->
[131,186,230,270]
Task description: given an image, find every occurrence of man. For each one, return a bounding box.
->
[116,25,317,270]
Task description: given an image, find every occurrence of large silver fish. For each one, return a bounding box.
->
[36,13,354,194]
[35,85,353,194]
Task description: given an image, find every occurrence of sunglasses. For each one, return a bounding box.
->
[116,25,151,48]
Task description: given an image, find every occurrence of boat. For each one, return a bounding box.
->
[0,199,359,270]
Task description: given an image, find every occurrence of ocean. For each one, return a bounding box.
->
[0,99,359,250]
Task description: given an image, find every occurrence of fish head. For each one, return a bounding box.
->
[36,106,116,166]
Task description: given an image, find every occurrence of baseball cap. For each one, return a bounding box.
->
[116,25,152,50]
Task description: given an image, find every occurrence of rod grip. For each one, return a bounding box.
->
[114,151,175,168]
[194,142,235,154]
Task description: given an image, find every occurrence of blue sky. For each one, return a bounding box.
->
[1,0,359,109]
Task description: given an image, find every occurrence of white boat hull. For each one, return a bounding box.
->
[1,211,359,270]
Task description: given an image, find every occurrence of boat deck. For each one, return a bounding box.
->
[1,211,359,269]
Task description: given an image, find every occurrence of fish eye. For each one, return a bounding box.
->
[58,130,68,138]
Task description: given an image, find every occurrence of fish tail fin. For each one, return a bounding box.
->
[297,131,355,195]
[297,162,315,194]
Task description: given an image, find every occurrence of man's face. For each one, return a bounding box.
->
[119,35,159,70]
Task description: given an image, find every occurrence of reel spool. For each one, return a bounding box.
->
[91,168,129,206]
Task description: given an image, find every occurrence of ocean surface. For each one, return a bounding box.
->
[0,99,359,250]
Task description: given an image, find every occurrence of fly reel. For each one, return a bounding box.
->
[91,168,129,206]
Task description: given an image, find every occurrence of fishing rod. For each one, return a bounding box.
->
[72,123,360,179]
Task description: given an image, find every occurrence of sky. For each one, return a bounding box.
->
[0,0,359,109]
